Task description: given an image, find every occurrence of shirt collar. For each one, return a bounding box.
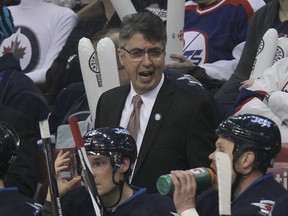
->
[129,73,164,106]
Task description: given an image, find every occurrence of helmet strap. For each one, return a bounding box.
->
[106,170,125,209]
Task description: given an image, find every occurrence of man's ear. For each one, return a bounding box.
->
[240,151,256,171]
[119,156,130,173]
[117,48,125,66]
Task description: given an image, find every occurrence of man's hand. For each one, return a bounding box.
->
[240,78,256,89]
[46,150,81,202]
[165,54,196,68]
[171,170,197,214]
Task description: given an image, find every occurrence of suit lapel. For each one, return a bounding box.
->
[111,84,130,125]
[133,78,174,175]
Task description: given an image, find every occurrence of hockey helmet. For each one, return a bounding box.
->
[216,114,281,170]
[0,122,19,178]
[83,127,137,174]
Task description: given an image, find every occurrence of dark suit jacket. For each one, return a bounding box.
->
[95,76,217,193]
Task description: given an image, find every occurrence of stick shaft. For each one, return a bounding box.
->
[39,120,63,216]
[68,116,103,215]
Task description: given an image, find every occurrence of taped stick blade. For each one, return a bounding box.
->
[216,151,232,216]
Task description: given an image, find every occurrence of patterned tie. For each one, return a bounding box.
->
[127,95,143,141]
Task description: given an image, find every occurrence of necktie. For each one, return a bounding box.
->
[127,95,142,141]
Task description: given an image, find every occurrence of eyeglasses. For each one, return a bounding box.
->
[121,47,165,62]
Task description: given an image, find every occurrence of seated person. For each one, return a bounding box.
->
[0,121,42,215]
[215,0,288,115]
[231,57,288,145]
[166,0,265,94]
[171,114,288,216]
[42,126,177,215]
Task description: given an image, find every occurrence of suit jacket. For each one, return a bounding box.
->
[95,76,217,193]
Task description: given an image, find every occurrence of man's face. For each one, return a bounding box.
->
[85,154,122,198]
[209,136,237,188]
[118,32,165,95]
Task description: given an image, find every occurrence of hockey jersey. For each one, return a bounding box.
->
[184,0,265,80]
[0,187,42,216]
[196,173,288,216]
[0,0,77,84]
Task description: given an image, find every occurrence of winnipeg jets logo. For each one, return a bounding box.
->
[183,31,206,65]
[251,200,275,215]
[0,26,40,73]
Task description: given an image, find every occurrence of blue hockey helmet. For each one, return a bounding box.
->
[83,127,137,175]
[0,121,19,178]
[216,114,281,171]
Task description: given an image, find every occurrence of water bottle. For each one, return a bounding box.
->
[156,167,215,196]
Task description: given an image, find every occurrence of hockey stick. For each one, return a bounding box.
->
[68,116,103,216]
[39,119,63,216]
[215,151,232,216]
[165,0,185,64]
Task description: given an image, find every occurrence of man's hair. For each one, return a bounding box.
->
[118,11,167,48]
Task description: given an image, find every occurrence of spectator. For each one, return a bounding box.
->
[166,0,265,94]
[171,114,288,216]
[45,0,108,105]
[0,121,42,215]
[215,0,288,116]
[0,0,77,86]
[95,11,216,193]
[230,57,288,145]
[0,4,48,198]
[42,126,177,215]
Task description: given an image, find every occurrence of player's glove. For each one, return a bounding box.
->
[0,5,14,39]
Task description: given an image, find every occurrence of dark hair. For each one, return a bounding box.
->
[119,11,167,48]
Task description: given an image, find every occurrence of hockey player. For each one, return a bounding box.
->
[42,126,177,215]
[0,121,42,215]
[171,114,288,216]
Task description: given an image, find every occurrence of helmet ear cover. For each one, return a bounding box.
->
[0,122,19,178]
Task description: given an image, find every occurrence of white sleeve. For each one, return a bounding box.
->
[26,10,78,83]
[201,42,245,81]
[180,208,199,216]
[268,91,288,124]
[201,59,239,81]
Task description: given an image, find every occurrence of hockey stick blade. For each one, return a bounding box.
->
[216,151,232,216]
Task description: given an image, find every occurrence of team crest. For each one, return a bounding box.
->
[183,31,207,65]
[251,200,275,215]
[0,26,39,73]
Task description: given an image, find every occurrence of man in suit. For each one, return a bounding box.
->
[95,11,216,193]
